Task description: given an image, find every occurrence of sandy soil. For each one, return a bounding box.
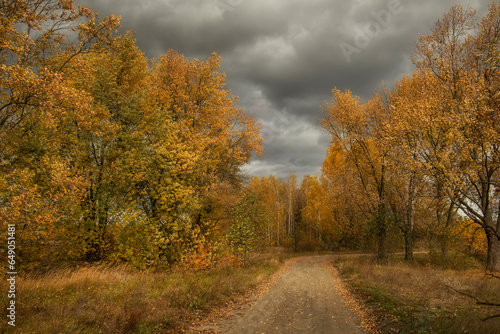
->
[191,255,368,334]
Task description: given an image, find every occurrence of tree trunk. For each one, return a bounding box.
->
[377,204,388,264]
[405,190,415,263]
[277,209,280,247]
[486,228,500,272]
[85,240,101,262]
[404,231,413,262]
[439,234,449,260]
[377,225,388,264]
[294,223,298,253]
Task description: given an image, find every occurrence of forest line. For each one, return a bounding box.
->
[1,1,500,274]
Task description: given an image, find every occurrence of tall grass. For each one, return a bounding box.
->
[0,254,284,333]
[335,253,500,333]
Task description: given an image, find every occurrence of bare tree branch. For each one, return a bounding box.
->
[446,285,500,322]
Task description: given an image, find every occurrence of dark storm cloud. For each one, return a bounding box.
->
[78,0,492,180]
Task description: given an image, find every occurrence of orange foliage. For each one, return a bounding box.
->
[0,1,263,270]
[454,221,488,258]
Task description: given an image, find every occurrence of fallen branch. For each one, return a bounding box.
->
[446,285,500,322]
[484,273,500,280]
[482,314,500,321]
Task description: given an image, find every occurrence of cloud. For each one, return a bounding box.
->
[78,0,492,180]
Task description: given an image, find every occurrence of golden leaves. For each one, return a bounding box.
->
[319,2,500,270]
[0,1,264,269]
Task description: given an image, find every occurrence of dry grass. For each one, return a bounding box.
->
[0,254,285,333]
[335,254,500,334]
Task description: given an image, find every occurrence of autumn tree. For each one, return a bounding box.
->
[321,90,393,263]
[227,193,269,265]
[0,1,264,270]
[413,3,500,271]
[0,0,120,137]
[245,175,304,249]
[386,71,459,261]
[246,176,274,244]
[0,0,120,268]
[384,149,429,262]
[286,174,297,238]
[148,51,263,231]
[245,175,283,246]
[54,34,151,261]
[301,175,343,249]
[321,142,370,250]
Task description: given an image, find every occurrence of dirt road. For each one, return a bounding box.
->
[193,255,368,334]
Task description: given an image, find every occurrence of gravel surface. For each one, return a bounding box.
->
[192,255,368,334]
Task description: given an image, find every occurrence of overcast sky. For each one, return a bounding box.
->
[78,0,489,181]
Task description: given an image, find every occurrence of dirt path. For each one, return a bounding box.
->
[192,255,368,334]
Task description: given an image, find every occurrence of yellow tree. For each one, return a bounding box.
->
[149,51,263,229]
[414,3,500,271]
[246,175,291,247]
[384,151,429,262]
[321,142,369,250]
[269,175,287,247]
[246,176,271,244]
[301,175,341,248]
[0,1,265,269]
[321,89,392,263]
[0,0,120,268]
[150,51,263,186]
[0,0,119,135]
[466,2,500,272]
[60,34,154,261]
[387,70,461,261]
[286,174,297,238]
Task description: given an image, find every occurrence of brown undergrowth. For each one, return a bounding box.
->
[335,253,500,334]
[0,253,288,333]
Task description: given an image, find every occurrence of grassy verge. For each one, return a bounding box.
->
[0,253,288,333]
[335,253,500,334]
